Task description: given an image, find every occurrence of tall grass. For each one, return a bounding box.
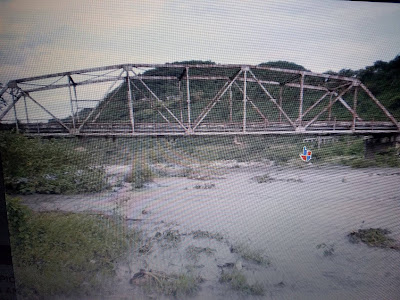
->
[6,197,139,299]
[0,132,107,194]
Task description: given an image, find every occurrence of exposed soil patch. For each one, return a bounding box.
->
[252,173,303,184]
[194,183,216,189]
[191,230,224,241]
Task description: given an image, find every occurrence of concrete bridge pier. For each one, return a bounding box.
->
[364,134,399,159]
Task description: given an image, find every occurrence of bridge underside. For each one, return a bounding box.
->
[1,63,399,137]
[0,121,398,137]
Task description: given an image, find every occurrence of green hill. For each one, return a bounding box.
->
[77,56,400,124]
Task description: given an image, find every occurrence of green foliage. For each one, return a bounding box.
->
[144,273,202,297]
[125,159,154,189]
[5,197,31,248]
[339,146,400,168]
[342,158,373,168]
[258,60,308,71]
[5,197,138,298]
[219,270,264,295]
[230,243,269,266]
[375,148,400,167]
[254,174,274,183]
[81,56,400,126]
[0,132,107,194]
[316,243,335,256]
[348,228,397,249]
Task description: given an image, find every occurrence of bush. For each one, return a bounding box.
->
[150,273,201,297]
[5,196,137,298]
[219,270,264,295]
[0,132,107,194]
[375,148,400,167]
[125,161,153,189]
[5,197,31,248]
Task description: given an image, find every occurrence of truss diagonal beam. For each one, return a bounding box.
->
[304,84,354,129]
[233,82,268,123]
[23,91,70,131]
[178,68,186,81]
[335,92,362,121]
[0,85,8,98]
[0,92,23,121]
[132,71,187,131]
[296,92,330,122]
[130,81,170,123]
[192,69,243,131]
[360,83,400,129]
[248,69,296,129]
[79,70,124,129]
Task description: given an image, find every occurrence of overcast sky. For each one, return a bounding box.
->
[1,0,400,84]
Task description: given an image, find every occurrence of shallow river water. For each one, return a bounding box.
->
[21,164,400,299]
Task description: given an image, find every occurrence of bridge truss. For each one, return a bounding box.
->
[0,63,399,136]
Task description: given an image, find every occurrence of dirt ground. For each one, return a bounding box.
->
[20,162,400,299]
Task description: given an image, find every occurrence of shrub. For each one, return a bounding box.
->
[125,161,154,189]
[0,132,107,194]
[143,272,202,297]
[5,196,31,248]
[230,244,269,266]
[219,270,264,295]
[6,197,137,298]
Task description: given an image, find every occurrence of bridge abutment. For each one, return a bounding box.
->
[364,134,399,159]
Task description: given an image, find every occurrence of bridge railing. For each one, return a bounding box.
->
[1,120,398,136]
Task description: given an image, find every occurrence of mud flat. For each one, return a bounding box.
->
[20,164,400,299]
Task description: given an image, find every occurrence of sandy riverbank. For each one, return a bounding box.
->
[19,163,400,299]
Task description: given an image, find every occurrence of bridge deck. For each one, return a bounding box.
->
[1,63,399,138]
[2,121,398,137]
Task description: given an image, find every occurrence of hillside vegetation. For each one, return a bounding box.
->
[76,56,400,124]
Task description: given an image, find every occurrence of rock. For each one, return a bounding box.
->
[275,281,285,287]
[218,263,235,269]
[235,260,243,270]
[130,269,147,285]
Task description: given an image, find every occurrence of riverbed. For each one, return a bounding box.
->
[20,163,400,299]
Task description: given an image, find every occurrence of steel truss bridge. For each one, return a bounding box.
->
[0,63,399,137]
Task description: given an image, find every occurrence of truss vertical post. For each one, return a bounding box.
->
[186,67,191,131]
[11,90,19,132]
[243,68,248,132]
[229,86,233,123]
[73,85,79,123]
[279,85,283,123]
[328,93,333,121]
[352,86,358,131]
[68,79,76,129]
[178,80,183,123]
[126,70,135,133]
[23,95,29,124]
[298,73,305,126]
[68,76,80,123]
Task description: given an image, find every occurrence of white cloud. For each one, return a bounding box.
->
[0,0,399,84]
